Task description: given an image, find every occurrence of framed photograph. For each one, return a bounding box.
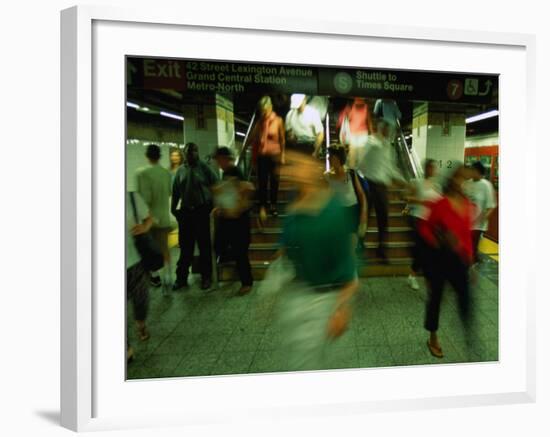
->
[61,5,536,432]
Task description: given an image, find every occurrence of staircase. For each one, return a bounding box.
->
[217,181,414,281]
[216,106,419,282]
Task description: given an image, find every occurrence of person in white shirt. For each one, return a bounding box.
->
[357,120,405,262]
[403,159,442,290]
[285,94,324,158]
[135,144,173,291]
[464,161,497,264]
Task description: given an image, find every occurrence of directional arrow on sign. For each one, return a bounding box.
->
[478,79,493,96]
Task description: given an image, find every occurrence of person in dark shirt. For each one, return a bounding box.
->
[212,147,254,295]
[171,142,219,291]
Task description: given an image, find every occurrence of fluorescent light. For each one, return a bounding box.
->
[139,107,150,112]
[126,102,139,109]
[236,132,246,137]
[160,111,184,121]
[466,109,499,124]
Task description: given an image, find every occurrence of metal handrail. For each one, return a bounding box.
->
[235,112,256,181]
[396,119,423,180]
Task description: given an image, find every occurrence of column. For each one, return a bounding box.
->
[412,102,467,172]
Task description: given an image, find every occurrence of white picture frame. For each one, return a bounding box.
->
[60,5,536,432]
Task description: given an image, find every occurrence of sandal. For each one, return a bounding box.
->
[138,326,150,342]
[427,340,444,358]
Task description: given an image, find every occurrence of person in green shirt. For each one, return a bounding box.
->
[276,150,359,371]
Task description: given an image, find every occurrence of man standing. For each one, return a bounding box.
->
[212,147,254,295]
[171,142,219,291]
[285,94,324,158]
[136,144,172,290]
[465,161,497,264]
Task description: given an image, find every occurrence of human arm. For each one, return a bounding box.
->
[417,200,440,248]
[131,192,154,235]
[131,216,153,236]
[136,171,153,207]
[279,117,286,164]
[312,131,324,158]
[312,111,325,158]
[482,182,497,222]
[327,277,359,339]
[171,171,181,216]
[366,104,374,134]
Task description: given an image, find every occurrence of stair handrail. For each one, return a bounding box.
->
[235,112,256,181]
[396,119,423,180]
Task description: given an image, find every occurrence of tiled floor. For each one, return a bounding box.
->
[127,250,499,380]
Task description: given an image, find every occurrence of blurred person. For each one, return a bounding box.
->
[250,96,285,222]
[168,147,185,234]
[337,97,374,169]
[464,161,497,265]
[126,191,153,362]
[326,145,368,248]
[135,144,173,290]
[402,159,441,290]
[169,147,185,180]
[373,98,402,143]
[171,142,219,291]
[358,120,405,263]
[276,150,359,371]
[212,146,254,295]
[418,162,476,358]
[285,94,324,158]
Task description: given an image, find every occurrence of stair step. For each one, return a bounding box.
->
[368,213,409,227]
[250,226,414,244]
[218,257,414,280]
[365,227,413,242]
[246,241,413,262]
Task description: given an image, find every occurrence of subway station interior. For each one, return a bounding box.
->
[126,57,499,379]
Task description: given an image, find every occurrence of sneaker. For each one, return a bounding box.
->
[172,279,189,291]
[200,277,212,291]
[150,275,162,288]
[376,247,389,264]
[237,285,252,296]
[408,274,420,290]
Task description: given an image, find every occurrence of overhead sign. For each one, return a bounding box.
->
[317,68,497,103]
[127,57,497,104]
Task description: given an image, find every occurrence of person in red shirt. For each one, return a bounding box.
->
[418,162,476,359]
[250,96,286,224]
[336,97,374,169]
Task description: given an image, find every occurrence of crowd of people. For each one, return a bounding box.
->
[125,93,497,365]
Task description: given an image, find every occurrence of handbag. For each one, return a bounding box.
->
[130,192,164,272]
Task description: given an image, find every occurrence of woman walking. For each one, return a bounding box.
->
[250,96,285,224]
[418,162,476,358]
